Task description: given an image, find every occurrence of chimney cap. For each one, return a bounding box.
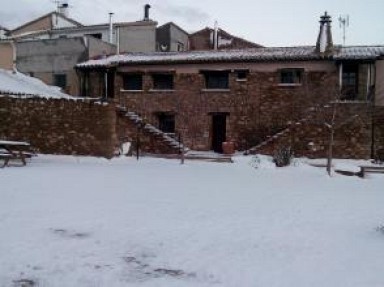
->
[144,4,151,21]
[320,11,332,23]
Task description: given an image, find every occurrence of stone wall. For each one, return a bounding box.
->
[373,106,384,160]
[257,102,373,159]
[0,96,118,158]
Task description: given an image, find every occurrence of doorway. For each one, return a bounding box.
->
[211,113,227,153]
[107,70,115,99]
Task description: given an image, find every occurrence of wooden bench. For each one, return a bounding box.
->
[0,140,36,167]
[358,166,384,178]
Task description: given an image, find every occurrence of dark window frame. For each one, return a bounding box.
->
[152,74,174,90]
[54,73,67,90]
[341,63,359,100]
[203,71,229,89]
[236,70,248,81]
[122,74,143,91]
[279,68,303,85]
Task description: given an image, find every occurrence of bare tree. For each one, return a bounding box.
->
[324,98,360,176]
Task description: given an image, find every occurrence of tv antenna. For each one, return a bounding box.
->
[338,15,349,45]
[51,1,71,11]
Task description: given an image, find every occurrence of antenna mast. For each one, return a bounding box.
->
[338,15,349,46]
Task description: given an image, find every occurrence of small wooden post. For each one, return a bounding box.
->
[136,126,140,161]
[179,133,184,165]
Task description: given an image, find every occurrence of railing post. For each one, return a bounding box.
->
[136,126,140,160]
[179,133,185,164]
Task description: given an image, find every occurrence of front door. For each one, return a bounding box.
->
[211,114,227,153]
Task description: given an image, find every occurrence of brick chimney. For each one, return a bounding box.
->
[316,12,333,54]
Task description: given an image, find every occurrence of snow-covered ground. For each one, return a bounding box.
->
[0,155,383,287]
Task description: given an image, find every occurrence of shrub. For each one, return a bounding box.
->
[273,146,293,167]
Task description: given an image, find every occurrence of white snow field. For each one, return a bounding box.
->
[0,155,384,287]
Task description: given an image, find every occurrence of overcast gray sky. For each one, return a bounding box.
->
[1,0,383,47]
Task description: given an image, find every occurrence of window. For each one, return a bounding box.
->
[54,74,67,90]
[177,42,184,51]
[158,114,175,133]
[123,74,143,90]
[236,70,248,81]
[279,69,303,84]
[152,74,174,90]
[85,33,102,40]
[204,71,229,89]
[341,64,358,100]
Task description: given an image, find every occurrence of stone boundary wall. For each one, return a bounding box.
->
[0,96,118,158]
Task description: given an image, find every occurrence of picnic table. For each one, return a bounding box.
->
[358,165,384,178]
[0,140,35,167]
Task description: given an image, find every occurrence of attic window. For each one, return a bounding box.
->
[152,74,174,90]
[279,69,303,85]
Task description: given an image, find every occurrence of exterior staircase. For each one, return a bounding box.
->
[245,113,315,155]
[245,104,333,155]
[117,106,189,154]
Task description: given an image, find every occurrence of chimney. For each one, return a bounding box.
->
[109,12,114,44]
[144,4,151,21]
[58,3,69,17]
[213,21,218,50]
[316,12,333,54]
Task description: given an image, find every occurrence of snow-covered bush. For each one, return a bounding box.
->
[273,146,293,167]
[249,155,262,169]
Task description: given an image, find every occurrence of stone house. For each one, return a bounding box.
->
[77,13,383,158]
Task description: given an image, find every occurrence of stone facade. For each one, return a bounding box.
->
[109,61,360,156]
[0,96,118,158]
[77,48,384,158]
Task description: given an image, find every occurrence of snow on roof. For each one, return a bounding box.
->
[333,46,384,60]
[0,69,75,99]
[0,25,9,31]
[76,45,384,69]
